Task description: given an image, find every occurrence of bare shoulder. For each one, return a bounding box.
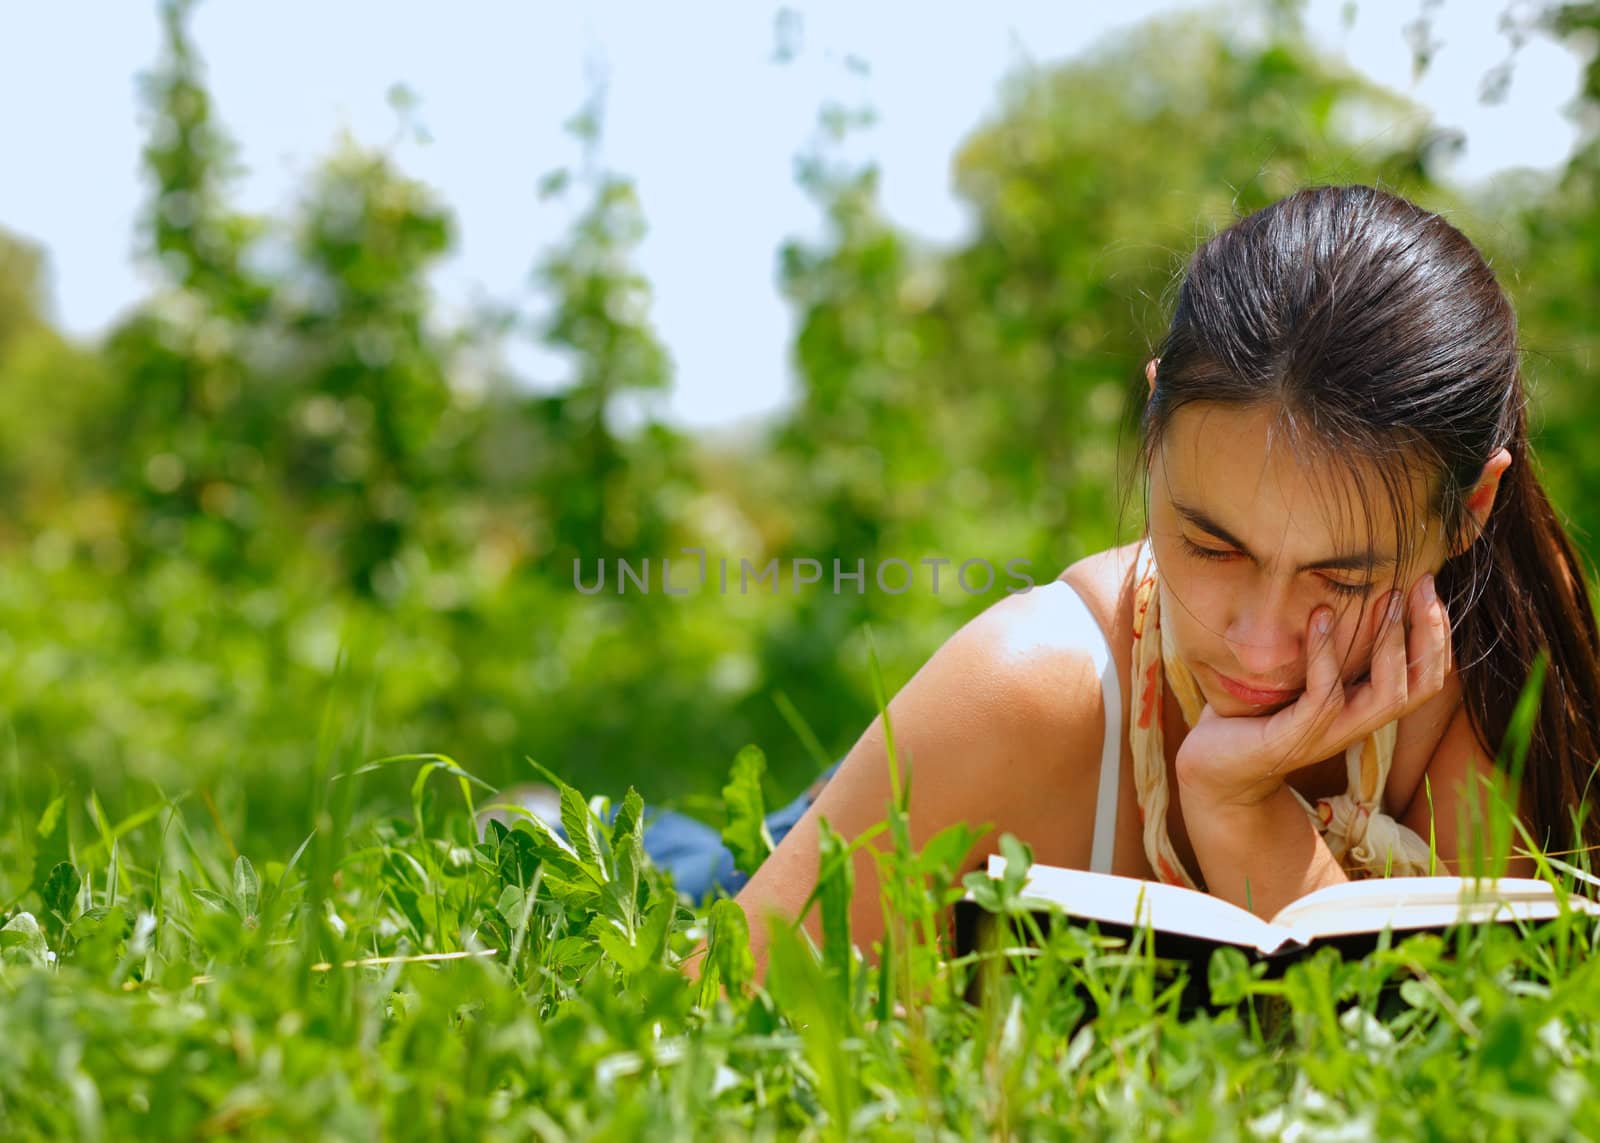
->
[812,552,1146,823]
[943,571,1119,734]
[919,540,1145,763]
[725,542,1148,974]
[1056,540,1143,643]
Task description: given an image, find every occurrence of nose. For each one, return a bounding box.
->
[1223,587,1305,681]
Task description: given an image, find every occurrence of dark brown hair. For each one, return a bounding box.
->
[1137,184,1600,865]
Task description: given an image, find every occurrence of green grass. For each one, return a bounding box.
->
[5,763,1600,1140]
[3,654,1599,1139]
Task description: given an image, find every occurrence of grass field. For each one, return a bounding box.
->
[3,682,1600,1143]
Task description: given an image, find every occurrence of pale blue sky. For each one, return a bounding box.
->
[0,1,1587,429]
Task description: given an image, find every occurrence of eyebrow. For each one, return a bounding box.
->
[1172,501,1397,574]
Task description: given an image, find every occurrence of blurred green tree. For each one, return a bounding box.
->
[522,99,689,582]
[103,0,273,576]
[0,230,115,536]
[278,143,461,597]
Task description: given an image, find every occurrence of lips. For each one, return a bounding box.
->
[1212,667,1301,705]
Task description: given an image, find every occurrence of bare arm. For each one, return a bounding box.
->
[1397,704,1538,878]
[1182,782,1350,917]
[682,580,1112,987]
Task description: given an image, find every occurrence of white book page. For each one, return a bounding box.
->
[989,855,1300,956]
[1267,876,1600,942]
[986,858,1600,956]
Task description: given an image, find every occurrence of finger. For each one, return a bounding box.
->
[1266,607,1343,774]
[1407,573,1449,698]
[1350,589,1409,731]
[1441,580,1454,676]
[1300,604,1345,735]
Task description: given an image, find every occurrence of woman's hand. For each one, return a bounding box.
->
[1173,572,1451,809]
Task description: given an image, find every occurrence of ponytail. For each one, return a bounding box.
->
[1446,425,1600,863]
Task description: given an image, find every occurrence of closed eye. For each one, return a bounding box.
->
[1180,535,1372,598]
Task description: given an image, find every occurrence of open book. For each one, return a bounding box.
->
[959,854,1600,961]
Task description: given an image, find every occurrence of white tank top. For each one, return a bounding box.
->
[1056,579,1122,874]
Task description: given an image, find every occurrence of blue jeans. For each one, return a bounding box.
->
[578,760,843,900]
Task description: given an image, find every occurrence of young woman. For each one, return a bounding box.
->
[674,183,1600,981]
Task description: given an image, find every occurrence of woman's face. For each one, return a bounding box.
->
[1146,402,1450,717]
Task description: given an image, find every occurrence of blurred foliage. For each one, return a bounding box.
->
[1,0,1599,854]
